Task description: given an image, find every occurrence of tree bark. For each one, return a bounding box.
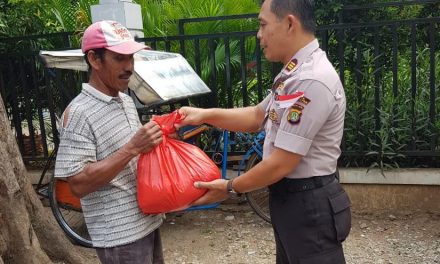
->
[0,95,89,264]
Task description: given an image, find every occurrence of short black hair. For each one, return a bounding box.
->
[84,48,106,70]
[270,0,316,34]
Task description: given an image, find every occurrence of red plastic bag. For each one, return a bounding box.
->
[137,111,220,214]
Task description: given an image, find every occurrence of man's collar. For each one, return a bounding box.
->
[82,83,122,103]
[282,39,319,75]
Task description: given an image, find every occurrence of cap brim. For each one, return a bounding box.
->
[106,41,147,55]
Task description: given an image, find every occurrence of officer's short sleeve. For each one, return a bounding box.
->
[274,80,334,155]
[55,122,97,178]
[258,93,272,112]
[257,94,272,130]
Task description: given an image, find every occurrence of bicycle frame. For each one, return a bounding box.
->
[185,129,265,211]
[236,131,265,176]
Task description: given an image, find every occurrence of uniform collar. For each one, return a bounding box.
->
[282,38,319,75]
[82,83,123,103]
[271,39,319,91]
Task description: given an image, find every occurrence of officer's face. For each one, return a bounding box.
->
[257,0,291,64]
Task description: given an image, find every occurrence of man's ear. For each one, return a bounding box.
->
[286,14,298,32]
[87,50,101,70]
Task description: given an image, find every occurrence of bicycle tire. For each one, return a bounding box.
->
[48,177,93,248]
[245,153,271,223]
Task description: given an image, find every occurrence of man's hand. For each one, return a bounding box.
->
[191,179,229,206]
[124,121,163,156]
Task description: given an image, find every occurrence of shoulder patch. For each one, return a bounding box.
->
[287,104,303,125]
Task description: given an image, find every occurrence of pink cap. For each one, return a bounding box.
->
[81,20,146,55]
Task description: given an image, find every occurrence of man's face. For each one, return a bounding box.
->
[257,0,290,63]
[96,49,134,94]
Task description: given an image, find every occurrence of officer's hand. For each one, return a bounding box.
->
[191,179,229,206]
[124,121,163,155]
[167,132,179,139]
[176,107,205,129]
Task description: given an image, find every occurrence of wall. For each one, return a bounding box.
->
[340,168,440,214]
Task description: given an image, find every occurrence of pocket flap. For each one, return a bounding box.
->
[329,191,351,214]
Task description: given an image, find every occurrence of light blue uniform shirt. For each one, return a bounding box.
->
[258,39,346,179]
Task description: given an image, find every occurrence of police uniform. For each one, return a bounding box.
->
[258,39,351,264]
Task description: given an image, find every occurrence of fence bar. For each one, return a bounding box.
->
[141,30,257,42]
[178,22,186,58]
[194,39,201,76]
[343,150,440,157]
[30,56,48,157]
[354,29,364,152]
[410,23,417,151]
[391,24,399,134]
[19,57,37,157]
[428,23,437,150]
[193,39,202,107]
[373,26,381,149]
[337,28,345,87]
[224,37,233,109]
[45,69,59,148]
[255,35,263,102]
[240,36,249,107]
[342,0,439,11]
[62,32,71,49]
[8,59,24,154]
[178,14,257,25]
[391,24,398,98]
[319,17,439,31]
[208,38,218,107]
[337,28,346,151]
[0,69,5,103]
[0,31,74,43]
[150,41,157,50]
[320,29,328,52]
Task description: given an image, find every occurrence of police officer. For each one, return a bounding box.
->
[176,0,351,263]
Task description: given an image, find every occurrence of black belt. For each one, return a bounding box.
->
[269,173,336,194]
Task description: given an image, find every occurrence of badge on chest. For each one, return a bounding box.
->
[269,109,278,123]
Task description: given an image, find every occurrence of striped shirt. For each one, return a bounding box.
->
[54,83,163,248]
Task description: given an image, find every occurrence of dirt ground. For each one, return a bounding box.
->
[74,200,440,264]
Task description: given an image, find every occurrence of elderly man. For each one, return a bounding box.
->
[55,20,164,264]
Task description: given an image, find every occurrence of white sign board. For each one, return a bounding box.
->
[39,49,211,106]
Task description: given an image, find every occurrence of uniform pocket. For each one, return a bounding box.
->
[329,191,351,242]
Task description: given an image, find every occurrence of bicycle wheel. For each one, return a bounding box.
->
[245,153,271,223]
[48,177,93,248]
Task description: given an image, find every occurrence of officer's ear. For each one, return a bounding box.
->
[286,15,297,32]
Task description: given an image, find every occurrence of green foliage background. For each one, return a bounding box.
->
[0,0,439,168]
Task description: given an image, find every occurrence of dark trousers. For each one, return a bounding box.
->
[96,229,164,264]
[269,175,351,264]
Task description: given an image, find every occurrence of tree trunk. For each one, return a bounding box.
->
[0,95,89,264]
